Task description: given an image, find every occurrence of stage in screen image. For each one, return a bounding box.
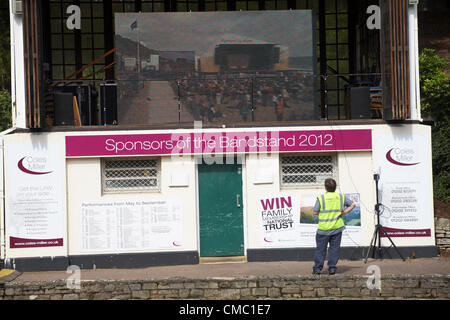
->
[115,10,317,125]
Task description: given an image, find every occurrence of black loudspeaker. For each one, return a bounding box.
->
[99,83,118,125]
[54,92,74,126]
[350,86,371,119]
[55,84,97,125]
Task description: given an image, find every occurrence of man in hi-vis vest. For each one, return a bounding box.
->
[312,178,356,275]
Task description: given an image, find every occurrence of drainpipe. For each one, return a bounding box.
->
[408,2,422,120]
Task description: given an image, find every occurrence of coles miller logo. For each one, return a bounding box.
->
[385,148,420,166]
[18,156,53,175]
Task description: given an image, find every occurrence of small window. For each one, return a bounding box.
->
[280,154,337,188]
[102,158,160,193]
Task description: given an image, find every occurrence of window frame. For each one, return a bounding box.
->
[101,157,162,194]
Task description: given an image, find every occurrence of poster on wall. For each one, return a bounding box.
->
[6,144,64,248]
[259,193,362,247]
[299,193,361,246]
[259,194,301,246]
[374,133,432,237]
[81,199,183,252]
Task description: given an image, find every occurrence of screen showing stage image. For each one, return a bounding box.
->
[115,10,317,125]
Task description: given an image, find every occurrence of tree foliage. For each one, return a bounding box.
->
[0,2,10,91]
[419,49,450,202]
[432,122,450,202]
[419,48,450,120]
[0,3,11,132]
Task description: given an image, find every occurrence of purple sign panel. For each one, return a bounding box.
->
[66,129,372,157]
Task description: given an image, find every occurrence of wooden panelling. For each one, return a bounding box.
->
[22,0,43,128]
[381,0,410,120]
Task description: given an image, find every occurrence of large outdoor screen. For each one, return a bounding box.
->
[115,10,317,125]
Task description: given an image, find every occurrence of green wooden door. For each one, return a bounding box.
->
[198,161,244,257]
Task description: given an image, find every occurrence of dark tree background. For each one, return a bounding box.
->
[419,49,450,203]
[0,1,12,131]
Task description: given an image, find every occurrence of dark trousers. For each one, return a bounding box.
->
[313,231,343,273]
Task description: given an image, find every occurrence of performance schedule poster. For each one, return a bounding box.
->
[81,199,183,252]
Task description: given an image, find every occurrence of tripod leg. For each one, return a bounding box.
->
[376,225,383,259]
[371,228,378,259]
[364,226,378,263]
[379,225,406,261]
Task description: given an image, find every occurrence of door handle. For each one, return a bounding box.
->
[236,194,241,208]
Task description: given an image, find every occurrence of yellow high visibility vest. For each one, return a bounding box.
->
[317,192,345,231]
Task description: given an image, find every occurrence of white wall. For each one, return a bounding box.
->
[1,123,435,261]
[336,151,376,246]
[245,152,281,249]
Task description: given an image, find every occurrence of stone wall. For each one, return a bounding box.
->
[435,217,450,254]
[0,274,448,300]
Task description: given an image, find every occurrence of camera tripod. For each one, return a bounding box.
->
[364,174,405,263]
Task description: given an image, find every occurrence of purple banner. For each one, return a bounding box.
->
[10,236,63,248]
[66,129,372,157]
[380,227,431,238]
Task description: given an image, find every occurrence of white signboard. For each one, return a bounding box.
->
[81,199,183,252]
[259,193,361,247]
[259,194,301,246]
[299,193,361,247]
[6,144,64,248]
[374,133,432,237]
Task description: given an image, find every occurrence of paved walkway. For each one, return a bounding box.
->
[13,256,450,283]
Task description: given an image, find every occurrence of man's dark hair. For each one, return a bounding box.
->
[324,178,337,192]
